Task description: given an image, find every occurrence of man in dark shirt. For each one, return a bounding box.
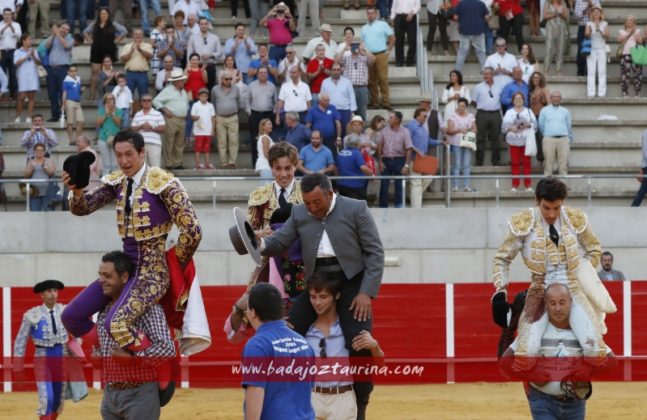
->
[453,0,489,72]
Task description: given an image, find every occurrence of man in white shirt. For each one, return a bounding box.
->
[277,45,306,83]
[187,13,201,35]
[0,0,22,15]
[155,55,182,92]
[484,37,517,89]
[390,0,420,67]
[0,8,20,99]
[302,23,338,63]
[131,94,166,167]
[276,66,312,126]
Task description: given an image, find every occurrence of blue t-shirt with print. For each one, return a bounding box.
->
[336,148,367,189]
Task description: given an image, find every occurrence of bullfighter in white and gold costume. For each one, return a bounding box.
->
[492,178,609,362]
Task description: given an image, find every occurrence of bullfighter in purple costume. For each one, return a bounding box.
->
[61,129,202,353]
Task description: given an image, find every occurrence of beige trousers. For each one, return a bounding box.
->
[216,114,239,165]
[312,390,357,420]
[542,136,570,176]
[164,116,186,168]
[408,168,433,208]
[28,0,49,38]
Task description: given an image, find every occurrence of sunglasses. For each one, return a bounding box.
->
[292,89,298,97]
[141,99,152,102]
[223,77,232,81]
[496,44,506,48]
[319,338,327,358]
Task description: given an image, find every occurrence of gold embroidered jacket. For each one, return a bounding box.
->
[247,181,303,231]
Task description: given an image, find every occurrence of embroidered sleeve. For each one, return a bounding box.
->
[578,223,602,268]
[492,230,525,291]
[161,179,202,267]
[69,184,116,215]
[13,314,32,358]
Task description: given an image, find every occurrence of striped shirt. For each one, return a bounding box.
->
[132,109,166,146]
[340,54,369,86]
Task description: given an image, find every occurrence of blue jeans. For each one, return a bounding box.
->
[379,156,405,208]
[484,28,494,55]
[527,388,586,420]
[119,108,130,128]
[138,0,161,33]
[338,109,352,138]
[47,66,69,120]
[451,145,472,189]
[354,86,369,122]
[269,45,287,63]
[126,71,149,100]
[377,0,392,20]
[631,167,647,206]
[66,0,88,34]
[29,196,47,212]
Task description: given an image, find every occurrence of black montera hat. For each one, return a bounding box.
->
[63,151,96,189]
[33,279,65,294]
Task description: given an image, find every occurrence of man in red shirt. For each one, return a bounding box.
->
[306,44,334,105]
[493,0,524,52]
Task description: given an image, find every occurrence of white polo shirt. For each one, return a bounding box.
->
[278,79,312,113]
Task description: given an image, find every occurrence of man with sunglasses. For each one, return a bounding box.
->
[276,66,312,126]
[471,66,503,166]
[131,94,166,168]
[211,69,247,169]
[484,37,517,89]
[305,271,383,420]
[186,16,223,92]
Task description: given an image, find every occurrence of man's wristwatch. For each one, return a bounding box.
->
[403,163,410,169]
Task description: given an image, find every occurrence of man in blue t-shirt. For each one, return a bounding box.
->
[336,137,373,201]
[248,44,279,84]
[305,93,342,158]
[453,0,489,72]
[297,130,336,175]
[242,283,315,420]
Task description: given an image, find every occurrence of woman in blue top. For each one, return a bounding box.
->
[13,34,41,124]
[96,93,123,175]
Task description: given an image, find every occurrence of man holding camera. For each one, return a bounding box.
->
[20,114,58,159]
[260,3,296,62]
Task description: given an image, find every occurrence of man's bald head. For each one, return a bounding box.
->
[545,283,571,328]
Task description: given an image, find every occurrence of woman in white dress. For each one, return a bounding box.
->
[255,118,276,181]
[441,70,470,126]
[13,34,40,123]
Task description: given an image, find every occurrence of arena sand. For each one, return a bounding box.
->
[1,382,646,419]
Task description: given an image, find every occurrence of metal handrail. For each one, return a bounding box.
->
[415,15,437,109]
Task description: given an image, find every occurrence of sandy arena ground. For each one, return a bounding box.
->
[1,382,646,419]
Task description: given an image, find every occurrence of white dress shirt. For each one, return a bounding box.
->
[273,178,295,201]
[484,52,517,88]
[316,194,337,257]
[390,0,421,20]
[0,21,21,50]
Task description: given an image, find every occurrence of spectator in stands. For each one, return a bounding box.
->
[297,0,321,36]
[377,111,413,208]
[96,93,123,174]
[453,0,488,72]
[24,143,55,211]
[336,26,355,59]
[84,8,127,102]
[224,23,257,84]
[492,0,523,52]
[585,5,609,98]
[190,87,216,170]
[500,66,528,112]
[277,46,305,83]
[597,251,626,281]
[528,71,549,164]
[120,28,153,109]
[20,114,58,159]
[297,130,336,175]
[223,54,244,85]
[276,66,312,125]
[260,3,296,62]
[75,134,102,188]
[618,16,643,98]
[248,43,279,84]
[255,118,275,179]
[543,0,569,76]
[284,111,312,150]
[153,69,189,170]
[338,39,373,122]
[61,66,84,145]
[109,0,133,30]
[366,115,386,145]
[526,0,540,36]
[343,115,372,150]
[248,67,276,166]
[211,69,247,169]
[112,74,133,128]
[187,17,223,92]
[13,34,39,123]
[484,37,516,88]
[97,56,121,108]
[471,67,502,166]
[426,0,450,55]
[131,94,166,167]
[150,16,166,74]
[517,43,539,84]
[631,129,647,207]
[391,0,419,67]
[305,93,342,158]
[155,55,181,92]
[186,13,200,36]
[502,92,536,191]
[406,107,442,207]
[45,22,74,122]
[336,135,373,200]
[0,8,20,100]
[321,62,356,139]
[538,91,572,176]
[302,24,338,62]
[229,0,251,21]
[173,11,192,63]
[306,44,334,104]
[441,70,470,128]
[248,0,268,38]
[139,0,162,36]
[157,23,186,68]
[446,97,477,192]
[362,7,394,110]
[28,0,48,38]
[185,53,208,102]
[575,0,600,77]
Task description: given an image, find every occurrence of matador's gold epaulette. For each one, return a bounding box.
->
[563,206,588,234]
[248,183,274,206]
[508,208,535,236]
[145,167,176,194]
[290,181,303,203]
[101,170,125,186]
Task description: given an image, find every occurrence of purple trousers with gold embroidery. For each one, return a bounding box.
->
[62,237,170,348]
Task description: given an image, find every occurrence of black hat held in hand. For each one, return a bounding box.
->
[63,151,96,189]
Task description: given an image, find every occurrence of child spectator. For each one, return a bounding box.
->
[190,87,216,169]
[112,74,133,128]
[61,66,85,146]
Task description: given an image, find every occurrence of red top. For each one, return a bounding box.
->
[306,57,334,94]
[185,68,206,100]
[494,0,524,16]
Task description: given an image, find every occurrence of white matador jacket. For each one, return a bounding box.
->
[492,206,610,358]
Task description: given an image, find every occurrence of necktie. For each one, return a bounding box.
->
[124,178,134,216]
[50,310,57,335]
[549,224,559,246]
[279,188,288,207]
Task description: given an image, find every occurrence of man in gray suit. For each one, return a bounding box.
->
[260,172,384,420]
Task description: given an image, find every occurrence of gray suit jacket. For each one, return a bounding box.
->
[261,195,384,298]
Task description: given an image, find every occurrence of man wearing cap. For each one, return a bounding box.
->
[277,46,306,83]
[152,68,189,170]
[302,23,338,62]
[361,7,395,111]
[131,94,166,168]
[321,62,357,139]
[13,280,68,420]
